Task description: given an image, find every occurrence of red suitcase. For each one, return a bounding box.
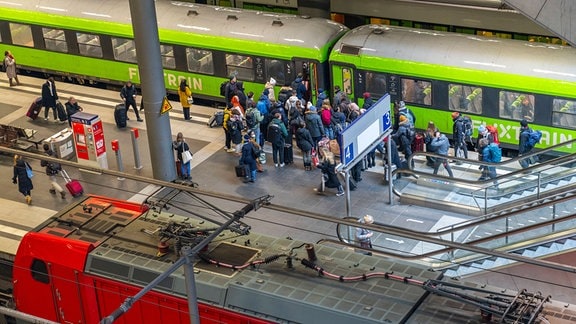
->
[26,97,43,120]
[61,169,84,197]
[411,133,424,152]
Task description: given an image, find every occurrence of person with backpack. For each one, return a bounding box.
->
[479,138,500,184]
[268,113,288,167]
[222,106,234,152]
[40,143,66,199]
[451,111,469,162]
[224,75,238,108]
[178,79,193,121]
[518,119,541,169]
[228,109,244,154]
[304,106,325,149]
[245,105,263,143]
[320,104,334,140]
[295,122,315,171]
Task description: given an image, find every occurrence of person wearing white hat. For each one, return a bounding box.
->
[356,215,374,254]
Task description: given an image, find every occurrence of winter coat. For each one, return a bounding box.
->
[41,80,58,108]
[362,97,374,110]
[240,141,257,171]
[452,116,466,144]
[305,111,324,138]
[316,92,327,108]
[291,77,306,100]
[13,160,33,195]
[120,84,137,103]
[65,101,82,118]
[430,134,450,156]
[172,140,190,163]
[230,116,244,144]
[296,127,314,152]
[519,126,532,154]
[178,86,193,108]
[4,55,17,79]
[319,159,341,188]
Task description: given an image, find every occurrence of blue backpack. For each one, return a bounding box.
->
[526,129,542,149]
[488,143,501,162]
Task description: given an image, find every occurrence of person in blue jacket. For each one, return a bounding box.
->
[430,131,454,177]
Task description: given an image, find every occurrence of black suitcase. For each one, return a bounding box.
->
[235,164,248,178]
[26,97,43,120]
[208,111,224,128]
[114,104,127,128]
[56,101,67,122]
[284,143,293,164]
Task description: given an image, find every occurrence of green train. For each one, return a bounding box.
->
[0,0,347,103]
[1,1,575,154]
[330,25,576,153]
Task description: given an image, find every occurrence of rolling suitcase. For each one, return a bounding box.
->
[284,143,293,164]
[208,111,224,128]
[114,104,127,128]
[235,164,248,178]
[56,101,67,122]
[61,169,83,197]
[26,97,43,120]
[411,133,424,152]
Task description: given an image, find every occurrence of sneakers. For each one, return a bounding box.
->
[60,192,66,199]
[25,195,32,205]
[227,148,236,153]
[49,188,56,194]
[275,164,279,167]
[44,117,49,121]
[336,191,345,197]
[137,118,143,122]
[280,163,285,168]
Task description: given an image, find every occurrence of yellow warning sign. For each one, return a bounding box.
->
[160,97,172,114]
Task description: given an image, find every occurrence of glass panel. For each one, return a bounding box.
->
[160,44,175,69]
[365,72,387,98]
[42,28,67,53]
[265,58,286,86]
[31,259,49,284]
[402,79,431,105]
[186,48,214,74]
[9,23,33,47]
[226,54,253,81]
[112,37,137,63]
[342,68,352,95]
[552,98,576,128]
[448,84,482,114]
[499,91,534,121]
[76,32,102,58]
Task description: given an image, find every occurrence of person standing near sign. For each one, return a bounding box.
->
[173,132,191,180]
[120,81,143,122]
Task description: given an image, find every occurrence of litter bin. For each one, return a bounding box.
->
[44,128,75,160]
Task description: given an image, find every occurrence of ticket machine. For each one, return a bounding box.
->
[70,112,108,169]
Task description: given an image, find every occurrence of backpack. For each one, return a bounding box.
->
[245,109,257,129]
[526,129,542,149]
[485,125,500,145]
[400,109,416,126]
[227,118,239,133]
[267,122,283,145]
[488,143,502,162]
[461,115,473,137]
[320,109,331,126]
[219,81,228,97]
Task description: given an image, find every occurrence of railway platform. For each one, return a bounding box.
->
[0,75,576,323]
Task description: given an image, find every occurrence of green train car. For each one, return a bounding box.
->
[0,0,347,103]
[330,25,576,153]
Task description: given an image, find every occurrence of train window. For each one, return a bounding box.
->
[365,72,387,97]
[9,23,33,47]
[552,99,576,128]
[30,259,49,284]
[448,85,483,114]
[186,48,214,75]
[112,37,137,63]
[402,79,431,105]
[42,28,67,53]
[76,33,102,58]
[226,54,254,81]
[265,59,286,86]
[160,45,175,69]
[499,91,534,122]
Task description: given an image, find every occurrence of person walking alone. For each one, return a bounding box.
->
[40,143,66,199]
[12,155,33,205]
[172,132,192,180]
[430,131,454,177]
[120,81,143,122]
[41,76,58,121]
[356,215,374,254]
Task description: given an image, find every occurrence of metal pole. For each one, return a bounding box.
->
[345,170,351,217]
[387,136,393,205]
[114,143,125,181]
[0,306,60,324]
[131,128,143,170]
[182,246,200,324]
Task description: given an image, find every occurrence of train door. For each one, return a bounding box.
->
[293,59,316,104]
[48,263,86,323]
[331,64,355,101]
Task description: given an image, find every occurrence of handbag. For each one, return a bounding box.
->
[187,96,194,104]
[311,148,319,166]
[25,163,33,179]
[182,150,193,164]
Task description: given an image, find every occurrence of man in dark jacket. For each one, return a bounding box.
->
[120,81,143,122]
[41,76,58,121]
[451,111,468,161]
[224,75,238,108]
[40,143,66,199]
[65,96,83,126]
[518,119,533,169]
[267,113,288,167]
[239,134,258,182]
[304,106,325,149]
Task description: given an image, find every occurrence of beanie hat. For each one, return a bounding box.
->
[363,215,374,224]
[244,134,251,141]
[520,119,528,127]
[309,106,317,113]
[478,125,486,134]
[363,92,371,99]
[399,115,407,123]
[269,77,276,86]
[398,101,406,109]
[318,88,324,94]
[451,111,459,119]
